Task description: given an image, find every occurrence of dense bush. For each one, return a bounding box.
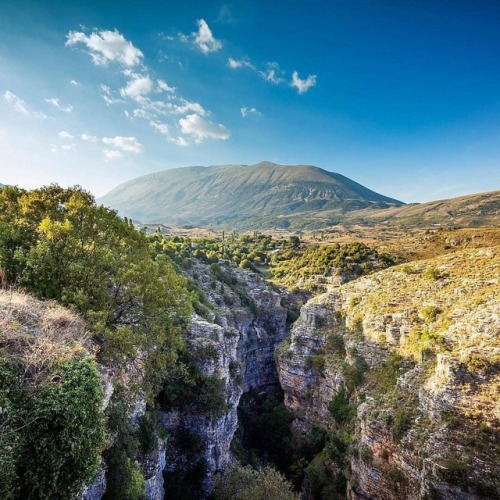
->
[0,357,104,499]
[0,185,192,396]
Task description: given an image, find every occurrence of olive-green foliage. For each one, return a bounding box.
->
[365,352,407,396]
[150,233,394,292]
[234,388,294,473]
[215,464,300,500]
[163,424,207,499]
[304,452,347,500]
[393,408,414,441]
[103,387,145,500]
[159,350,229,417]
[270,242,394,287]
[420,305,442,323]
[402,326,445,362]
[328,390,354,424]
[343,355,368,392]
[0,357,105,500]
[0,185,192,397]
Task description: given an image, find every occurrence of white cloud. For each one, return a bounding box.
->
[81,133,99,143]
[103,149,123,160]
[50,144,58,153]
[100,84,123,105]
[179,113,229,142]
[58,131,74,140]
[259,62,285,85]
[4,91,47,118]
[170,98,206,116]
[4,91,29,115]
[291,71,317,94]
[61,143,76,152]
[169,136,189,147]
[193,19,222,54]
[102,136,144,153]
[70,79,81,86]
[45,97,73,112]
[227,57,254,70]
[119,74,153,99]
[132,108,152,119]
[157,79,175,93]
[66,29,143,67]
[149,120,169,135]
[241,106,261,117]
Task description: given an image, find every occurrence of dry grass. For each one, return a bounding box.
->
[0,290,88,385]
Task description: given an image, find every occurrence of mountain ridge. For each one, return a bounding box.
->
[98,162,404,229]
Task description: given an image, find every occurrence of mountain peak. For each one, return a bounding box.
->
[98,162,404,230]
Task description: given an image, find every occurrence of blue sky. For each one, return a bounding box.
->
[1,0,499,202]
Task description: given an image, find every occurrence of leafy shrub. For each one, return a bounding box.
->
[0,357,105,500]
[421,305,442,323]
[393,408,414,441]
[103,387,144,500]
[215,464,300,500]
[328,390,354,424]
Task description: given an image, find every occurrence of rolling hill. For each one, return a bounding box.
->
[344,189,500,228]
[98,162,403,229]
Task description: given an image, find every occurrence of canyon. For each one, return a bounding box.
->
[80,242,499,499]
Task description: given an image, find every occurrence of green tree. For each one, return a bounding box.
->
[215,465,300,500]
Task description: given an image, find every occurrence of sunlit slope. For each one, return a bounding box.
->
[99,161,403,229]
[345,190,500,228]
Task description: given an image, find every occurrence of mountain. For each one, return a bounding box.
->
[98,161,403,229]
[344,189,500,228]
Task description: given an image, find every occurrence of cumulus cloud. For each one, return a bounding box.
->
[58,131,74,140]
[149,120,169,135]
[70,79,81,86]
[81,133,99,143]
[157,79,175,93]
[45,97,73,113]
[227,57,254,70]
[61,144,76,152]
[4,91,29,115]
[179,113,229,142]
[193,19,222,54]
[291,71,317,94]
[66,29,143,67]
[102,136,144,153]
[119,74,153,99]
[103,149,123,160]
[241,106,261,117]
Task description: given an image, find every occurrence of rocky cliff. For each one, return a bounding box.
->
[160,260,290,495]
[277,247,499,499]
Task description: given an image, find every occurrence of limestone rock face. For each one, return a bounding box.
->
[142,443,166,500]
[276,293,342,431]
[162,262,290,495]
[79,468,107,500]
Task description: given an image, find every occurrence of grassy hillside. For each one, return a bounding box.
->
[98,162,403,229]
[343,189,500,228]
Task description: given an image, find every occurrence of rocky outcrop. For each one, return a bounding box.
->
[276,247,500,499]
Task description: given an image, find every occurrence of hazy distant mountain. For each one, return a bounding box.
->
[99,161,403,229]
[344,190,500,228]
